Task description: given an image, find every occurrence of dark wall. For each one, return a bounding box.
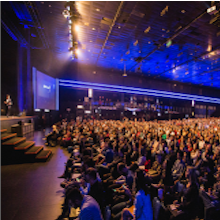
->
[1,27,18,115]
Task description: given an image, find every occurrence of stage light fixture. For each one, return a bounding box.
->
[63,10,70,18]
[207,5,218,15]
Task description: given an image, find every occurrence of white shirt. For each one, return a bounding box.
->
[199,141,205,150]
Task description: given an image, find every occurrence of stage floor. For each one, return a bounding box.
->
[1,129,70,220]
[0,115,36,121]
[0,115,36,132]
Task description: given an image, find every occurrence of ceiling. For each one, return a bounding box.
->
[2,1,220,88]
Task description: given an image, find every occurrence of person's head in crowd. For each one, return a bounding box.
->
[82,157,95,172]
[108,141,113,150]
[83,147,92,157]
[177,151,183,161]
[168,145,174,154]
[135,169,149,195]
[52,125,57,131]
[85,167,97,184]
[67,187,84,209]
[130,162,139,173]
[192,142,198,150]
[117,162,128,176]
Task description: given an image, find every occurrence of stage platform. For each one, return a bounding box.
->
[0,116,36,132]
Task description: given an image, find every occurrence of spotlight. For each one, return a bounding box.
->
[75,49,79,55]
[207,5,218,15]
[75,25,79,31]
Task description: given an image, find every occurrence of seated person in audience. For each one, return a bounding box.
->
[58,157,97,218]
[137,148,146,166]
[112,163,134,190]
[145,154,162,184]
[84,168,105,215]
[61,156,95,188]
[198,162,215,191]
[190,142,199,164]
[199,170,220,213]
[171,167,199,220]
[182,151,192,166]
[66,187,103,220]
[121,169,153,220]
[144,150,152,172]
[61,131,72,148]
[104,163,134,205]
[58,147,93,179]
[171,151,185,181]
[45,125,59,147]
[130,142,139,162]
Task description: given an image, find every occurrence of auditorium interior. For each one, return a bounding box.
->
[1,1,220,220]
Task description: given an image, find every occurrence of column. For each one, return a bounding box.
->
[17,42,24,113]
[26,27,32,114]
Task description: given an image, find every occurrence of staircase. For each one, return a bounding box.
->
[1,129,52,165]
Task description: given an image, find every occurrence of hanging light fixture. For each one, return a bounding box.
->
[63,1,81,60]
[123,63,127,76]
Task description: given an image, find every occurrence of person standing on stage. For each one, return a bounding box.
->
[4,94,12,117]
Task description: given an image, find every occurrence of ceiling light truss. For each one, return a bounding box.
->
[95,1,124,65]
[63,1,80,60]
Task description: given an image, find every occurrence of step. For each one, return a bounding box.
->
[1,129,7,133]
[14,141,35,150]
[2,137,26,146]
[25,146,43,155]
[1,132,17,141]
[35,150,52,159]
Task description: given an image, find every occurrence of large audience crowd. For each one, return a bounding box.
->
[46,117,220,220]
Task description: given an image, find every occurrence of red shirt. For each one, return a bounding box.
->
[144,159,151,172]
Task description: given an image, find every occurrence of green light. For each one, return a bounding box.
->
[166,40,172,47]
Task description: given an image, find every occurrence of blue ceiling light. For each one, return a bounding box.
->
[59,79,220,104]
[10,2,33,22]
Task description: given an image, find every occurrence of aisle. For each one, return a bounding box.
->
[1,130,70,220]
